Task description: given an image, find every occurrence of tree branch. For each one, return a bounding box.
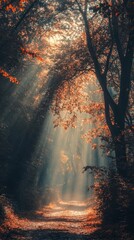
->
[104,42,113,77]
[14,0,38,31]
[84,0,88,15]
[118,30,133,115]
[81,13,118,114]
[111,0,124,65]
[104,91,115,134]
[75,0,84,15]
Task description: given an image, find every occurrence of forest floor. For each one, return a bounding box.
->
[0,200,133,240]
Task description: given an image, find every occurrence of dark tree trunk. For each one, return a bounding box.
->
[114,132,128,178]
[81,1,133,181]
[103,88,129,179]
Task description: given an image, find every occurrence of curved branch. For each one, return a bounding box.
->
[81,13,118,115]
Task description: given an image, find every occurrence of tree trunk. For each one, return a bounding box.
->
[103,92,129,179]
[114,132,128,178]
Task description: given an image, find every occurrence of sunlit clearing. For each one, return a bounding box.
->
[32,110,108,204]
[0,64,109,210]
[0,69,109,207]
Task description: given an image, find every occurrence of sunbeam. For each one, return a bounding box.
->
[1,2,133,239]
[31,107,109,204]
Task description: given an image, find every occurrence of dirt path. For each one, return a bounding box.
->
[1,200,102,240]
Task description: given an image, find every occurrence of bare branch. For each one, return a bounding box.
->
[84,0,88,14]
[111,0,124,65]
[118,30,133,116]
[80,12,118,114]
[104,43,113,77]
[14,0,38,31]
[75,0,84,15]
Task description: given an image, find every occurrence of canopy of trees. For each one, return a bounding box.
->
[0,0,133,214]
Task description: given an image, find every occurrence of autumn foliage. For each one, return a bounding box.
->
[0,2,133,239]
[0,68,19,84]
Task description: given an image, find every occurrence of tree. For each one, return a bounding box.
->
[0,0,133,209]
[66,0,133,179]
[49,0,134,180]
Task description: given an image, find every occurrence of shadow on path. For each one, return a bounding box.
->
[0,228,117,240]
[0,201,103,239]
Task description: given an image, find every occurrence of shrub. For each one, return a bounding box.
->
[85,166,134,232]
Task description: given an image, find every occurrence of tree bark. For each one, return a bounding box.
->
[113,128,128,178]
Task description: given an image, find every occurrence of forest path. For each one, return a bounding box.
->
[1,200,103,240]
